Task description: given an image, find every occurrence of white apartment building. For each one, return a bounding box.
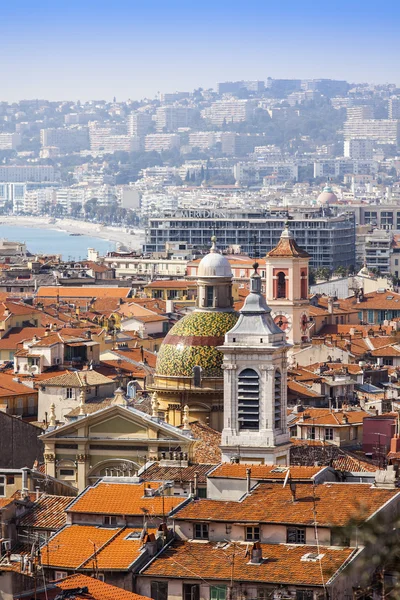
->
[388,98,400,119]
[22,188,56,214]
[188,132,220,149]
[55,188,85,212]
[0,166,58,182]
[346,106,374,120]
[0,133,21,150]
[144,134,180,152]
[202,100,255,125]
[364,229,392,274]
[40,127,89,152]
[343,119,400,145]
[155,106,197,132]
[314,158,378,178]
[344,139,374,160]
[128,112,153,137]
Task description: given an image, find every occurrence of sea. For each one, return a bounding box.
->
[0,224,115,261]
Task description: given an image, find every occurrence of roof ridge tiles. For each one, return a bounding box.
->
[78,526,126,569]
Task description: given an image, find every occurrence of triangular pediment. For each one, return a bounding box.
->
[89,415,147,438]
[43,404,192,443]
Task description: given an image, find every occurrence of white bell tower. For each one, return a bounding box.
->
[220,263,291,465]
[265,224,310,346]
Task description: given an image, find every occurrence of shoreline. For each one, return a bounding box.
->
[0,216,145,251]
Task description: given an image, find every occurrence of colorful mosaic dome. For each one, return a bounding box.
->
[156,311,238,378]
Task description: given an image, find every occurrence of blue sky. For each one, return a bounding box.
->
[1,0,400,101]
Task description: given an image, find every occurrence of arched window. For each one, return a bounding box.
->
[277,272,286,299]
[238,368,259,430]
[274,370,282,429]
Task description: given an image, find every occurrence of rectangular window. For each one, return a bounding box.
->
[245,526,260,541]
[295,592,313,600]
[367,309,374,324]
[59,469,74,476]
[325,428,334,441]
[103,516,117,526]
[194,523,209,539]
[54,571,68,581]
[287,527,306,544]
[66,388,73,399]
[6,476,14,485]
[210,586,227,600]
[206,286,214,307]
[151,581,168,600]
[307,426,316,440]
[0,476,5,496]
[183,584,200,600]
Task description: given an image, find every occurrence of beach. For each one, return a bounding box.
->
[0,216,145,251]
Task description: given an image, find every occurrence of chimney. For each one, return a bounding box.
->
[328,297,334,314]
[144,532,158,556]
[35,487,40,501]
[390,435,400,455]
[249,542,263,564]
[193,472,199,497]
[246,467,252,494]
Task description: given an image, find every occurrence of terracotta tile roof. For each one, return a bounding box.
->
[266,232,310,259]
[207,464,325,481]
[287,380,323,399]
[37,287,132,299]
[18,494,72,529]
[317,324,394,337]
[341,291,400,311]
[55,573,150,600]
[0,301,42,319]
[178,420,221,464]
[128,298,167,314]
[67,481,186,517]
[331,454,378,473]
[141,463,213,485]
[42,370,114,388]
[142,540,358,587]
[65,397,115,417]
[42,525,156,571]
[173,482,398,527]
[371,345,400,357]
[290,408,369,426]
[0,327,47,350]
[0,373,38,397]
[109,348,157,369]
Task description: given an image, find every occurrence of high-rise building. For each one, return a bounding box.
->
[344,139,374,160]
[144,208,356,270]
[188,132,220,149]
[144,134,180,152]
[346,106,374,120]
[343,119,400,145]
[0,166,58,182]
[40,127,89,153]
[128,112,153,137]
[388,98,400,119]
[217,81,265,94]
[202,100,255,125]
[155,106,197,132]
[0,133,21,150]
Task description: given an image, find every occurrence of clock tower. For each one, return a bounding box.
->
[265,224,310,346]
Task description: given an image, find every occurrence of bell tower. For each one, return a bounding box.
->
[265,224,310,346]
[220,264,291,465]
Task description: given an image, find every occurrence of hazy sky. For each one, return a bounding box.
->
[2,0,400,102]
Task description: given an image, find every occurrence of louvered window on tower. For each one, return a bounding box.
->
[238,368,259,430]
[274,370,282,429]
